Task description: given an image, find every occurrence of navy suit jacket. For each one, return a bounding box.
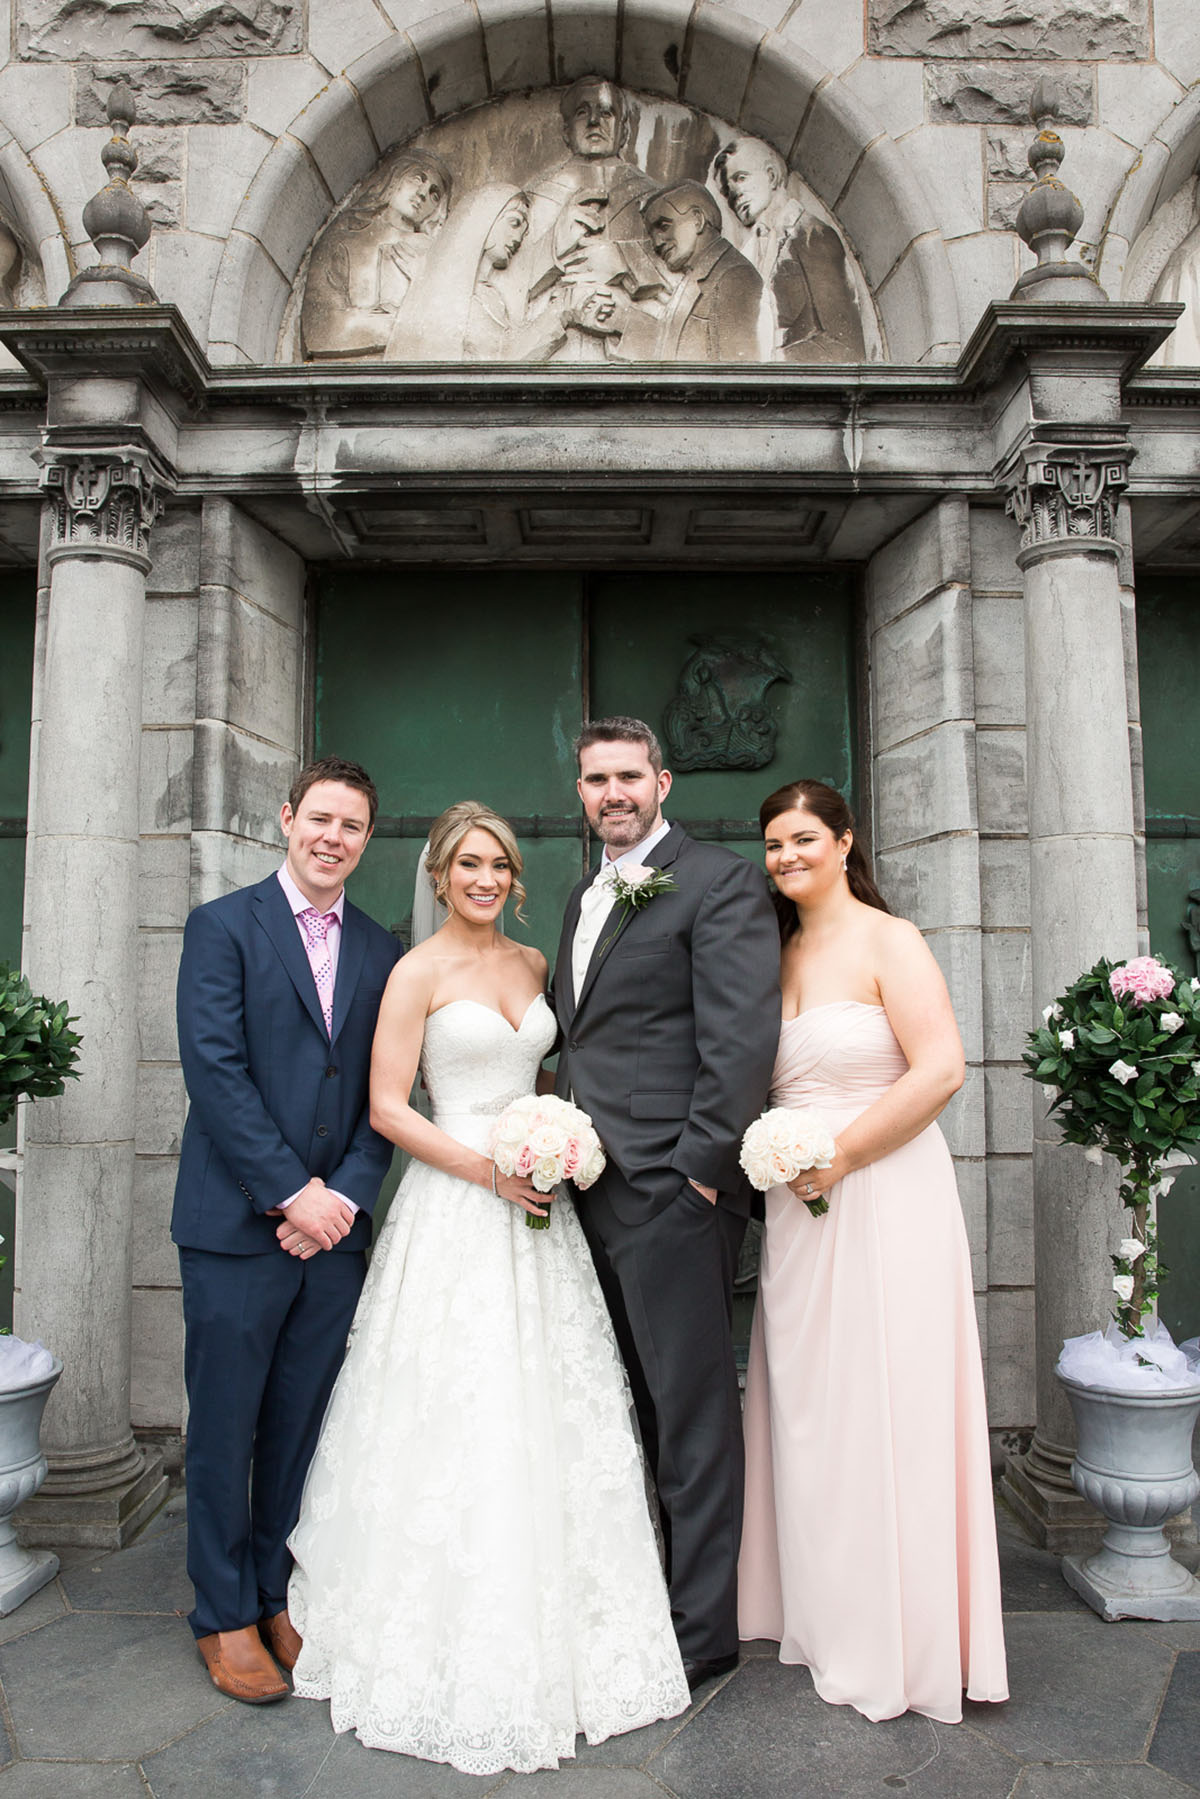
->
[171,873,401,1256]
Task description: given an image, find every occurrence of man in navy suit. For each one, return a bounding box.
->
[172,756,400,1703]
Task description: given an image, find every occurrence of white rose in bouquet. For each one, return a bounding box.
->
[489,1094,607,1230]
[739,1106,837,1217]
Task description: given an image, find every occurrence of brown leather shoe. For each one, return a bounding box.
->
[259,1608,303,1673]
[197,1625,288,1704]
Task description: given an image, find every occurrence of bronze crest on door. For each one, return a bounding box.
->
[662,633,791,771]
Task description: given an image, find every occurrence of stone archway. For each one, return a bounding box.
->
[1100,87,1200,311]
[0,126,60,363]
[207,0,959,366]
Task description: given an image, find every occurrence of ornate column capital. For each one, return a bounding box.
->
[36,445,169,572]
[999,435,1131,566]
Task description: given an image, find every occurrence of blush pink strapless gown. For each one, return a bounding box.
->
[737,1001,1008,1722]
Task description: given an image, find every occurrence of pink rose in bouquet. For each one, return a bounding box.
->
[1109,956,1175,1006]
[490,1093,607,1229]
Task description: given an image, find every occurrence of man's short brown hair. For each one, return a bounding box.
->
[573,716,663,774]
[288,756,379,830]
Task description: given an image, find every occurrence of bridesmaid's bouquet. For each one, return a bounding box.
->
[491,1093,607,1230]
[739,1107,837,1217]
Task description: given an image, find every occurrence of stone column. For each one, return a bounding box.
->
[15,447,168,1545]
[998,436,1141,1550]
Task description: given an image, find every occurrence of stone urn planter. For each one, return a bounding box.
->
[0,1355,63,1614]
[1059,1370,1200,1621]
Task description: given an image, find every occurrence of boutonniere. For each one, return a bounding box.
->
[610,864,677,910]
[596,864,678,959]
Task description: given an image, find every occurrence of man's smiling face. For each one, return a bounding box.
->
[280,780,373,909]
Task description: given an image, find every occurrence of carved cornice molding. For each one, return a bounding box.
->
[999,435,1131,564]
[37,445,170,571]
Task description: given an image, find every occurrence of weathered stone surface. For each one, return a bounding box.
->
[927,62,1094,126]
[871,1,1148,62]
[130,1287,184,1430]
[988,181,1026,232]
[18,0,301,61]
[987,128,1031,179]
[76,60,244,125]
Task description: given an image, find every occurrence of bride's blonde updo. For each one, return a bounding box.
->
[425,801,529,923]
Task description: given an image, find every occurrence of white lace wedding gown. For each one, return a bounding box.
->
[287,995,689,1775]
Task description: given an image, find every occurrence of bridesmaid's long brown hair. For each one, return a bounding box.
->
[759,780,891,942]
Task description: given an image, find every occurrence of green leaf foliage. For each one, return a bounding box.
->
[1023,958,1200,1168]
[1023,956,1200,1341]
[0,964,83,1128]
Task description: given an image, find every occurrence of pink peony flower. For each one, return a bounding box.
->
[516,1144,536,1176]
[1109,956,1175,1006]
[562,1139,582,1176]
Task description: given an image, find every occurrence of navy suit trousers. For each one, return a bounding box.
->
[179,1244,365,1639]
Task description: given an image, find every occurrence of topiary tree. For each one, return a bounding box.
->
[0,965,82,1131]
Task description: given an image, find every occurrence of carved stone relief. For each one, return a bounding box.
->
[1126,177,1200,369]
[18,0,300,60]
[870,0,1148,61]
[1003,443,1129,553]
[38,450,164,572]
[285,82,880,367]
[662,633,790,771]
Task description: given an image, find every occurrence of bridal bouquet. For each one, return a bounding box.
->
[490,1092,606,1229]
[739,1107,837,1217]
[1023,954,1200,1341]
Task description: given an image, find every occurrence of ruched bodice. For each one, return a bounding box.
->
[771,1001,907,1124]
[421,996,557,1148]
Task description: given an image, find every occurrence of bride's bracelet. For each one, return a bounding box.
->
[490,1161,499,1196]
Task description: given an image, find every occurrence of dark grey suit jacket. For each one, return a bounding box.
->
[552,824,781,1224]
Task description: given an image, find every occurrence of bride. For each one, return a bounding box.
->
[287,801,689,1774]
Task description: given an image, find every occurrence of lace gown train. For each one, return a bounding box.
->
[738,1001,1008,1723]
[287,996,689,1774]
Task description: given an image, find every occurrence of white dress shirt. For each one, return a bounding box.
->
[570,819,673,1002]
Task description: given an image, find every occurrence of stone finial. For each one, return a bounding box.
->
[60,81,158,306]
[1011,79,1105,302]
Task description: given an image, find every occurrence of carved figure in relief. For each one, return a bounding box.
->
[1152,182,1200,367]
[522,77,667,360]
[712,137,865,362]
[611,181,763,363]
[386,183,585,361]
[663,633,791,771]
[301,149,452,361]
[0,221,21,305]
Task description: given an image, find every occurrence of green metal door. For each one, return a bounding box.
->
[314,569,859,958]
[1137,578,1200,1342]
[313,566,858,1276]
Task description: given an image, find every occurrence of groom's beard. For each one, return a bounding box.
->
[595,797,659,851]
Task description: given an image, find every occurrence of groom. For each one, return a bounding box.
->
[172,756,400,1703]
[553,716,780,1686]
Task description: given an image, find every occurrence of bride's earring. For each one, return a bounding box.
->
[840,855,848,871]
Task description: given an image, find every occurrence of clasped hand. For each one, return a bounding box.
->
[787,1146,849,1204]
[272,1178,355,1258]
[490,1163,551,1221]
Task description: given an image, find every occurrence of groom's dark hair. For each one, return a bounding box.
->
[574,716,663,773]
[289,756,380,829]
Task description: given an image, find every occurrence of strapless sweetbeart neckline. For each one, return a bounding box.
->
[427,995,548,1034]
[780,1000,886,1029]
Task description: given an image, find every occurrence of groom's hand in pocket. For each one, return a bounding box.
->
[687,1180,718,1205]
[274,1179,355,1256]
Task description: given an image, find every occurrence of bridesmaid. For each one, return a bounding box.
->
[738,779,1007,1722]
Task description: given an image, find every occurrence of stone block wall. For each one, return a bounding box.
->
[969,504,1035,1452]
[867,496,1044,1462]
[130,499,305,1454]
